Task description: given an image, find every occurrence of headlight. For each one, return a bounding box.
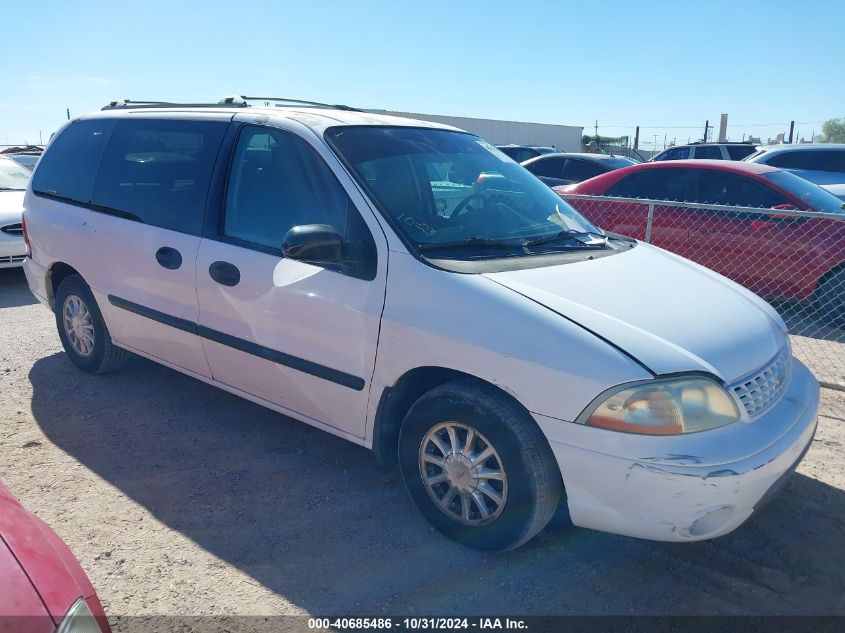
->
[583,377,740,435]
[56,598,103,633]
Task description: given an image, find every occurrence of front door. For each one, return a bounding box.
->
[194,122,386,440]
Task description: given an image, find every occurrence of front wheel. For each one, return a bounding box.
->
[399,379,563,551]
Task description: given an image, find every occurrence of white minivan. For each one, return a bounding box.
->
[23,98,819,550]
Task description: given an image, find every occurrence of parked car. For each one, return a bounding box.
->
[650,141,757,162]
[0,155,29,268]
[0,480,110,631]
[559,160,845,320]
[495,144,558,162]
[744,144,845,201]
[24,100,818,551]
[522,152,637,187]
[1,146,43,171]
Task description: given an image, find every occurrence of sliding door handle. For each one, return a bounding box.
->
[155,246,182,270]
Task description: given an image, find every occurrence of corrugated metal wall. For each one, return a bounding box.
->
[378,110,584,152]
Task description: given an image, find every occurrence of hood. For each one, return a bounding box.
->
[484,244,786,382]
[0,484,93,622]
[0,191,25,225]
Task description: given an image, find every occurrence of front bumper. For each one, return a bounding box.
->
[0,234,26,268]
[541,358,819,542]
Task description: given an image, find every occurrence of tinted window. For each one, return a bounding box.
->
[768,150,845,173]
[692,170,788,207]
[653,147,689,161]
[563,159,605,182]
[607,168,692,200]
[32,119,114,204]
[92,119,226,234]
[526,156,566,178]
[693,145,723,160]
[497,147,536,163]
[764,171,845,213]
[224,126,355,251]
[726,145,756,160]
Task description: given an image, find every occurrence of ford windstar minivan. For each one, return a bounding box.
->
[23,97,819,551]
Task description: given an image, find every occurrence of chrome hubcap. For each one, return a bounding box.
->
[62,295,95,357]
[419,422,508,526]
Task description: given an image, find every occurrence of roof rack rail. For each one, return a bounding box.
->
[102,95,360,112]
[239,96,360,111]
[689,140,754,145]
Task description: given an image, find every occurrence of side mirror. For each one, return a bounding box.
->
[282,224,343,265]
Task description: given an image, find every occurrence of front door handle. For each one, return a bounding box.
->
[155,246,182,270]
[209,261,240,286]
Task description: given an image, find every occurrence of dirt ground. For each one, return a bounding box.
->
[1,267,844,627]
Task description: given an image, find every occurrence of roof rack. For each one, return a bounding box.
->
[689,140,754,145]
[102,95,360,112]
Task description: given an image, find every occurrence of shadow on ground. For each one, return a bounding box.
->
[0,268,36,308]
[29,352,845,615]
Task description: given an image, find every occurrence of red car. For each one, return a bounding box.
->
[0,482,109,632]
[558,160,845,323]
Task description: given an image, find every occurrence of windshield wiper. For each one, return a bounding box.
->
[418,237,525,253]
[524,229,609,248]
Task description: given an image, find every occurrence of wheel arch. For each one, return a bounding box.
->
[47,262,82,310]
[371,366,545,470]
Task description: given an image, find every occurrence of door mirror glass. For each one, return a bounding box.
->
[282,224,343,265]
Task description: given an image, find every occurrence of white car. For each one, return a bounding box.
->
[22,98,819,551]
[745,144,845,200]
[0,156,29,268]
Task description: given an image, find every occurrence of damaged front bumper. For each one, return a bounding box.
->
[539,358,819,542]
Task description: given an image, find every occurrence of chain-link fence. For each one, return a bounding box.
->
[561,194,845,390]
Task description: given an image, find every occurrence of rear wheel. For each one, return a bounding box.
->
[399,379,563,551]
[815,268,845,328]
[54,274,129,374]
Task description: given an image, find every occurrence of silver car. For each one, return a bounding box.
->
[744,144,845,200]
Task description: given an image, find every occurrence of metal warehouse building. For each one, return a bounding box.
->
[376,110,584,152]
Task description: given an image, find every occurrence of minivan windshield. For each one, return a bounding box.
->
[326,127,602,256]
[0,157,32,190]
[763,170,845,213]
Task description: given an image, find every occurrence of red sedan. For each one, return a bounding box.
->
[558,160,845,323]
[0,482,109,632]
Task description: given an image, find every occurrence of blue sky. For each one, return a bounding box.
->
[3,0,843,149]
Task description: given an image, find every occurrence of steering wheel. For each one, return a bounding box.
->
[448,193,488,219]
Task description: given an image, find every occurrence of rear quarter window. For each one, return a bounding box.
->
[32,119,115,204]
[91,119,227,235]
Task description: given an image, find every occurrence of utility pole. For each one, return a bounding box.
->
[788,120,795,144]
[634,126,640,150]
[652,134,658,150]
[595,120,599,143]
[703,120,709,143]
[39,131,43,145]
[663,133,667,150]
[66,108,70,120]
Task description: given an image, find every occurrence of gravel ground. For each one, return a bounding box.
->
[1,267,844,627]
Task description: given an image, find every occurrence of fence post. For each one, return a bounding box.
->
[645,203,654,243]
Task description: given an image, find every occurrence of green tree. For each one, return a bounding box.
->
[815,118,845,143]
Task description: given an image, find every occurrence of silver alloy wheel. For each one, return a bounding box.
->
[62,294,95,358]
[418,421,508,526]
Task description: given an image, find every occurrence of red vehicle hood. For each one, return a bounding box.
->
[0,483,96,624]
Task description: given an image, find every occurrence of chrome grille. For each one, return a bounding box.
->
[1,223,23,235]
[731,348,791,418]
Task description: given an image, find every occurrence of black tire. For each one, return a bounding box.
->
[54,274,129,374]
[815,268,845,328]
[398,378,564,551]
